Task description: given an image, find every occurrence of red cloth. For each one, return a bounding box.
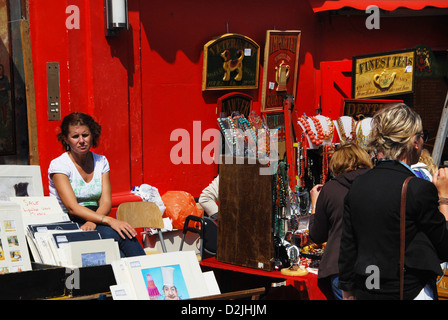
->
[200,257,327,300]
[309,0,448,13]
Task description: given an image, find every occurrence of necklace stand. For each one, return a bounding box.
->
[297,114,334,149]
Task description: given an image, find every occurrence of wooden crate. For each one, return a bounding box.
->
[217,156,274,271]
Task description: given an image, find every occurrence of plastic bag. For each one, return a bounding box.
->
[161,191,203,229]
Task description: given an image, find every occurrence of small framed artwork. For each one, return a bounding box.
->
[261,30,301,112]
[63,239,120,268]
[0,165,43,201]
[112,251,209,300]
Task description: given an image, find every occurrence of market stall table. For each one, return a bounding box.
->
[200,257,326,300]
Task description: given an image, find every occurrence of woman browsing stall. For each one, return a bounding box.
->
[48,112,145,257]
[309,143,372,300]
[338,104,448,300]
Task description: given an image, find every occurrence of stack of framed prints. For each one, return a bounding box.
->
[10,196,120,268]
[110,251,218,300]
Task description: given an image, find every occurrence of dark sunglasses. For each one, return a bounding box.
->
[416,130,429,143]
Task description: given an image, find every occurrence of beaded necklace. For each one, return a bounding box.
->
[336,117,356,143]
[298,115,323,146]
[322,117,334,141]
[356,120,371,150]
[217,118,236,146]
[238,117,257,145]
[322,144,334,184]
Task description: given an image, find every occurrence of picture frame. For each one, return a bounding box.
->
[0,202,32,273]
[202,33,260,91]
[352,48,415,99]
[62,239,120,268]
[0,165,44,201]
[112,251,209,300]
[261,30,301,112]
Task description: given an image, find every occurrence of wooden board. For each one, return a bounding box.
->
[217,156,274,271]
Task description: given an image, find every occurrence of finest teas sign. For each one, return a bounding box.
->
[352,49,415,99]
[202,33,260,91]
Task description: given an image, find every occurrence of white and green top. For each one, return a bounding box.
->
[48,152,110,212]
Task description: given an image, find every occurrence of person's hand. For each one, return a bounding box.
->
[104,216,138,239]
[342,290,355,300]
[433,168,448,198]
[81,221,97,231]
[310,184,323,208]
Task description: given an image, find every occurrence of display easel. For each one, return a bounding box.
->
[432,90,448,166]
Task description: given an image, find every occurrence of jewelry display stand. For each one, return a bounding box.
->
[296,114,334,149]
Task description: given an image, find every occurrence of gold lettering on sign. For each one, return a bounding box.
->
[354,51,414,99]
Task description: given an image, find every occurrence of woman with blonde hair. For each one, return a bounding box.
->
[309,143,372,299]
[339,103,448,300]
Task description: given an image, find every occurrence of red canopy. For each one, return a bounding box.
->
[309,0,448,12]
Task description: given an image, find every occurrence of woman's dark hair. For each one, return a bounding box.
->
[57,112,102,150]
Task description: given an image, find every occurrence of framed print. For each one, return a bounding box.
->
[113,251,209,300]
[352,49,415,99]
[261,30,301,112]
[0,165,43,201]
[202,33,260,91]
[63,239,120,268]
[0,202,32,273]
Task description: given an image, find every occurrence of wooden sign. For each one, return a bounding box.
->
[261,30,301,112]
[217,92,253,118]
[202,33,260,91]
[352,49,415,99]
[341,98,403,121]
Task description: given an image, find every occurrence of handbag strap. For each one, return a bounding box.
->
[400,176,413,300]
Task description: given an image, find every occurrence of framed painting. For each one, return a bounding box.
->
[352,48,415,99]
[0,165,43,201]
[261,30,301,112]
[112,251,209,300]
[202,33,260,91]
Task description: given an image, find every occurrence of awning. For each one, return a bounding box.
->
[309,0,448,13]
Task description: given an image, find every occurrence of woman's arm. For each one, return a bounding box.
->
[52,172,137,239]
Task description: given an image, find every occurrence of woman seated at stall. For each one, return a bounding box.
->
[48,112,145,257]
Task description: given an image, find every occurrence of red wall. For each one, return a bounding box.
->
[28,1,448,203]
[29,0,318,200]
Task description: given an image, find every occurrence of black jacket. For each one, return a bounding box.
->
[339,160,448,299]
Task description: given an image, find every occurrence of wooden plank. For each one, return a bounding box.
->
[20,20,39,165]
[217,156,274,271]
[432,90,448,166]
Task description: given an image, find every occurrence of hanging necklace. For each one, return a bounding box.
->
[321,117,334,141]
[322,144,334,184]
[356,120,371,150]
[298,115,323,146]
[336,117,356,143]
